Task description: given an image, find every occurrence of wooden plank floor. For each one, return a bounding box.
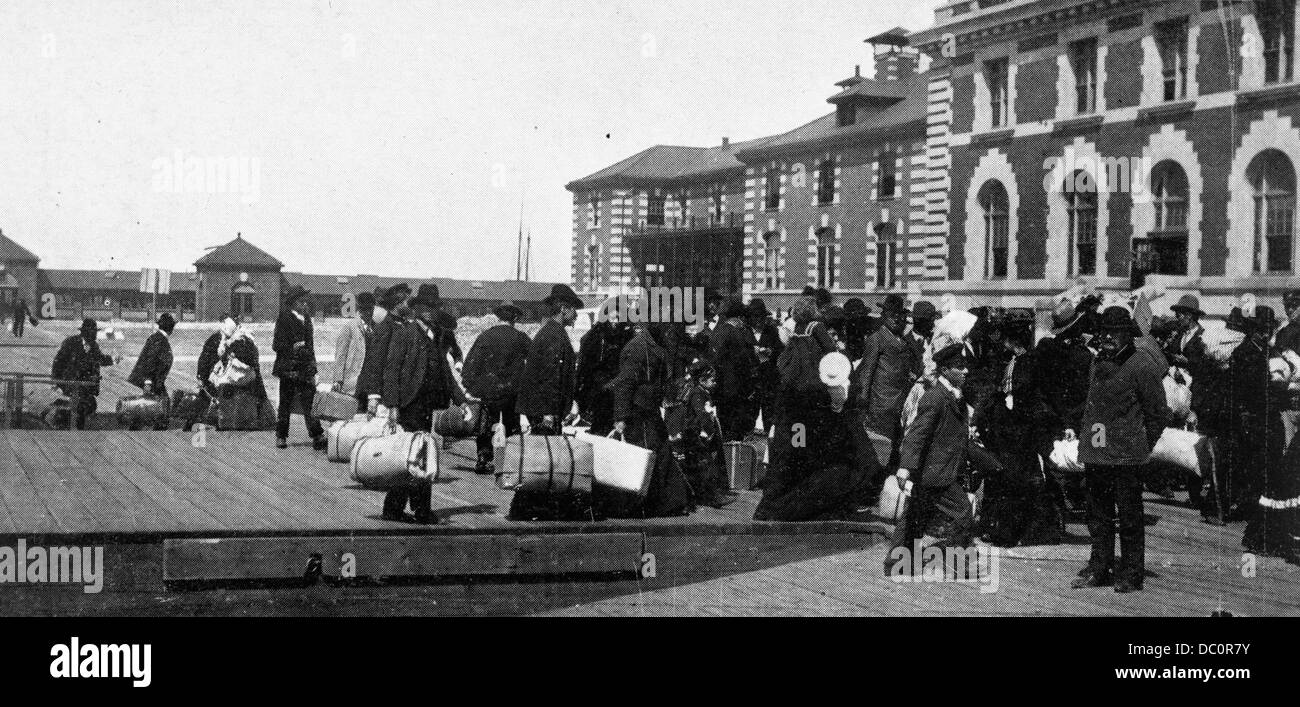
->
[0,428,783,539]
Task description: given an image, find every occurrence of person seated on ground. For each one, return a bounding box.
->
[666,361,737,509]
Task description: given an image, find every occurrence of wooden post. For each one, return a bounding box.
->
[13,373,24,429]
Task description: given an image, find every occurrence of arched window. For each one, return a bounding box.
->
[875,223,899,289]
[815,227,836,289]
[1249,150,1295,273]
[978,180,1009,279]
[1145,160,1189,276]
[1065,170,1097,276]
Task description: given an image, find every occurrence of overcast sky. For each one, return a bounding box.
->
[0,0,935,284]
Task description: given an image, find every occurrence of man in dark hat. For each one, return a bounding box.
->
[519,284,583,433]
[10,298,35,337]
[1073,307,1170,593]
[708,296,759,441]
[380,284,469,524]
[127,313,177,430]
[691,287,725,351]
[462,300,531,474]
[52,318,119,429]
[885,343,976,576]
[841,297,877,362]
[848,293,915,492]
[271,284,326,450]
[1034,299,1096,513]
[1224,305,1280,522]
[905,300,938,379]
[576,295,634,435]
[746,298,784,435]
[358,283,412,413]
[332,291,377,407]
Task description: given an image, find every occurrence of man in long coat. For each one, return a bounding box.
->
[358,283,411,414]
[381,284,467,524]
[52,318,117,429]
[885,344,976,576]
[272,285,326,450]
[849,294,916,490]
[127,313,176,429]
[518,284,583,433]
[708,296,759,442]
[575,297,633,434]
[332,291,376,401]
[462,300,531,474]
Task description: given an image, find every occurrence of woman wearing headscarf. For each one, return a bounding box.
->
[194,313,269,430]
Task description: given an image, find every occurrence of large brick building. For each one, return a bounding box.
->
[567,31,931,310]
[571,1,1300,316]
[909,0,1300,313]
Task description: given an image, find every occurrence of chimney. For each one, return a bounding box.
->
[721,137,730,150]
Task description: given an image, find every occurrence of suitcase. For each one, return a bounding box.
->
[877,474,911,523]
[432,402,481,438]
[724,440,765,490]
[495,433,594,494]
[312,389,359,422]
[215,393,269,431]
[350,431,437,490]
[327,414,392,463]
[116,395,169,429]
[573,430,655,495]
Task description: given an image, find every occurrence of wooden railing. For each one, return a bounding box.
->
[0,372,93,429]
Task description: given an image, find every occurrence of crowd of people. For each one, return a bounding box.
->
[41,278,1300,584]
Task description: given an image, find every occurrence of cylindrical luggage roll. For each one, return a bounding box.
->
[350,431,437,490]
[432,403,481,438]
[495,434,594,494]
[116,395,169,429]
[327,414,392,463]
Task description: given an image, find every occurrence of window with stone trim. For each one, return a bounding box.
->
[1146,161,1189,276]
[986,58,1009,128]
[1259,0,1296,85]
[586,244,600,290]
[817,156,836,205]
[815,227,836,289]
[875,223,899,289]
[878,151,897,199]
[1156,18,1189,101]
[764,167,781,210]
[1250,150,1295,273]
[1071,38,1098,114]
[1065,171,1098,276]
[979,180,1010,279]
[763,232,780,290]
[589,192,600,228]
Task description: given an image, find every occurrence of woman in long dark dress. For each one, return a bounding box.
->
[753,297,867,522]
[193,313,270,429]
[1242,345,1300,565]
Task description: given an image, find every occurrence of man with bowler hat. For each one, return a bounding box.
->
[462,299,531,474]
[1073,307,1170,593]
[272,284,326,450]
[52,318,119,429]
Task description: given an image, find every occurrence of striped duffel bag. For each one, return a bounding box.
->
[350,431,437,490]
[495,433,594,494]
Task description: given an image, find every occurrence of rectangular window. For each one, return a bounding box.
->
[712,187,723,225]
[648,193,665,226]
[1071,38,1098,114]
[817,243,836,289]
[1265,193,1295,271]
[1156,19,1188,101]
[875,226,899,289]
[1068,193,1098,276]
[878,152,897,199]
[589,193,600,228]
[988,211,1008,279]
[1260,0,1296,84]
[765,168,781,210]
[817,157,836,205]
[986,58,1009,128]
[837,103,856,127]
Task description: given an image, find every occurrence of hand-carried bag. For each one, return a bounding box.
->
[210,357,255,388]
